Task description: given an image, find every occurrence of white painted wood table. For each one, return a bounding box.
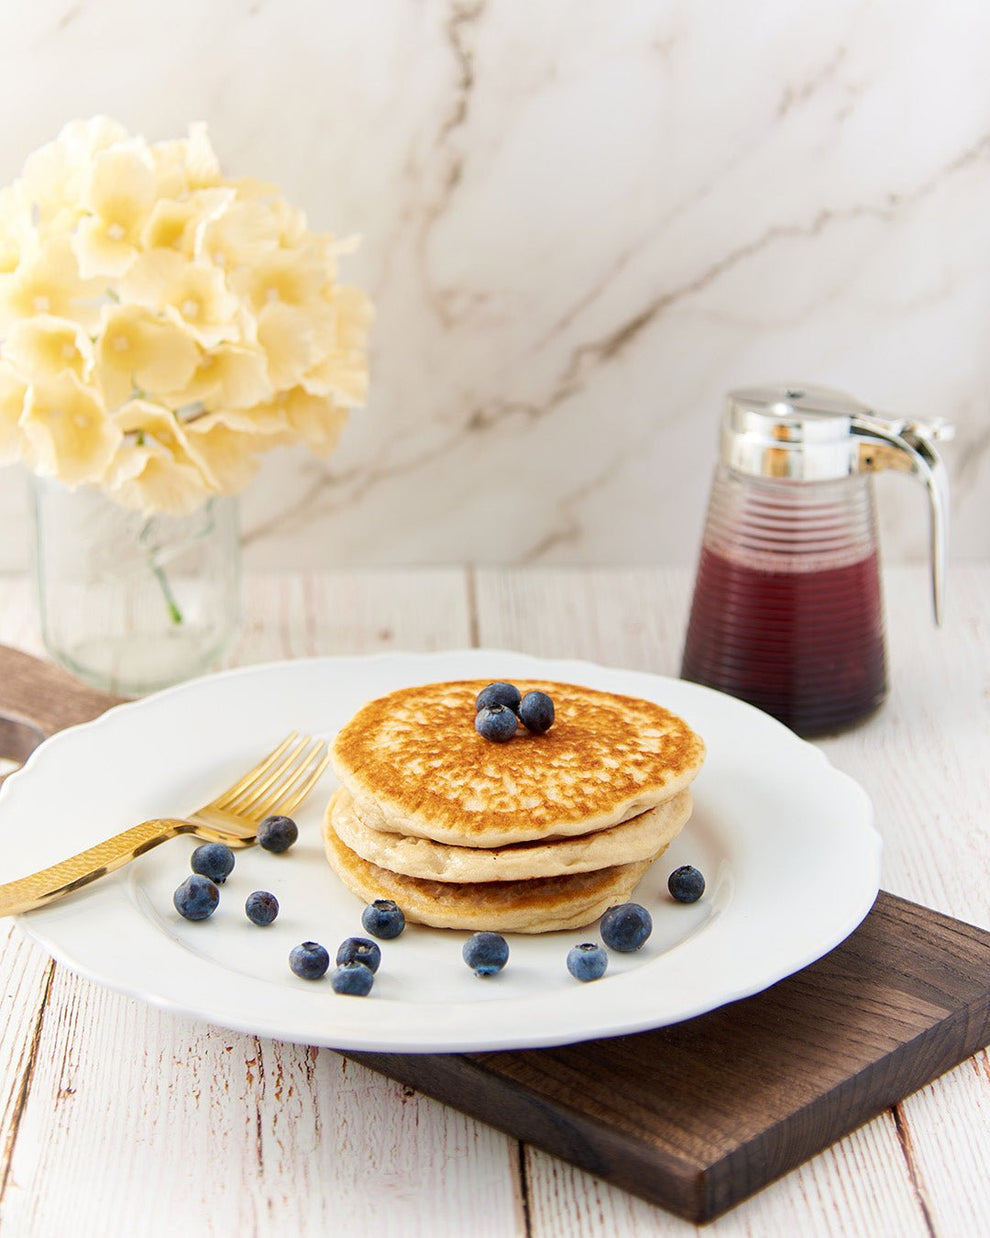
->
[0,564,987,1238]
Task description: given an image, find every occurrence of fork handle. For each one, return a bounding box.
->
[0,818,192,917]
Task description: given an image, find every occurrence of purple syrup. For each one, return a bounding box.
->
[680,546,887,735]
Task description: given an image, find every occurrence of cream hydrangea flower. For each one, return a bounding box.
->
[0,117,372,515]
[143,188,234,257]
[19,117,129,238]
[5,314,95,383]
[73,138,158,278]
[220,177,308,246]
[120,249,242,348]
[95,303,200,410]
[172,341,272,411]
[300,284,373,405]
[259,386,349,457]
[105,400,216,515]
[195,195,287,272]
[20,373,121,485]
[0,236,105,332]
[150,123,221,198]
[182,407,290,494]
[256,300,320,389]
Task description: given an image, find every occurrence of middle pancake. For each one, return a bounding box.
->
[331,785,693,882]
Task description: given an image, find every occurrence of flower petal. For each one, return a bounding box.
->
[174,342,273,410]
[0,237,107,332]
[0,361,28,463]
[82,140,156,228]
[104,435,213,515]
[256,302,317,389]
[262,387,349,458]
[151,123,221,198]
[4,314,95,383]
[142,188,234,256]
[20,373,121,484]
[299,284,373,404]
[119,250,241,347]
[195,197,281,273]
[182,409,273,493]
[19,117,129,232]
[231,241,328,314]
[95,303,201,409]
[105,398,216,513]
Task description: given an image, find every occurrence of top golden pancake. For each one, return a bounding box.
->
[331,679,706,848]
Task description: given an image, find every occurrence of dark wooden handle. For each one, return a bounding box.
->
[0,645,122,777]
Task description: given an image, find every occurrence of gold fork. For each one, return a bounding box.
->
[0,732,330,917]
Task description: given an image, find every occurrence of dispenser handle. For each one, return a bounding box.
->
[852,416,953,625]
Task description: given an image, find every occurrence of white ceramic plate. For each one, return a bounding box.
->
[0,650,881,1053]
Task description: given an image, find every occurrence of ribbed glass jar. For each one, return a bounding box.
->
[32,476,241,696]
[680,465,887,735]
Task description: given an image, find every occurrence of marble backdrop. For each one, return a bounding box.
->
[0,0,987,576]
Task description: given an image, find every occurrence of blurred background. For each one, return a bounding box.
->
[0,0,986,572]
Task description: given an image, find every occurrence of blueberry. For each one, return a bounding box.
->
[336,936,382,974]
[600,902,653,952]
[289,941,330,980]
[361,898,406,940]
[257,814,298,853]
[475,704,518,743]
[566,942,608,982]
[668,865,706,903]
[173,874,220,921]
[245,890,279,926]
[519,690,554,734]
[475,682,521,713]
[330,960,375,996]
[190,842,235,884]
[462,931,509,977]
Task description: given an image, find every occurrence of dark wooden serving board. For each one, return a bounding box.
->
[1,643,988,1223]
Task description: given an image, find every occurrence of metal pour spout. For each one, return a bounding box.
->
[851,415,955,625]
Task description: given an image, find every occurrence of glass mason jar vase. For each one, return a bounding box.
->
[31,476,242,696]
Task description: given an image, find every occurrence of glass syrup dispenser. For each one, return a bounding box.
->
[680,384,953,736]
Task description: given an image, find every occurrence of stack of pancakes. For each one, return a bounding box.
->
[324,679,706,933]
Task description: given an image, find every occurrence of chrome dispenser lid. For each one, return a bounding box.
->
[724,384,873,480]
[721,383,954,623]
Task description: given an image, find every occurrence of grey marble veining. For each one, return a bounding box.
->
[0,0,986,576]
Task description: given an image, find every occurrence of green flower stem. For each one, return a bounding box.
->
[152,560,184,625]
[139,516,184,626]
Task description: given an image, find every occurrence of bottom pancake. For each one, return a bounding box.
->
[323,792,666,932]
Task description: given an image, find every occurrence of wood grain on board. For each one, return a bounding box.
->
[350,892,990,1221]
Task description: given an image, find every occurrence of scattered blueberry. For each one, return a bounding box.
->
[245,890,279,926]
[475,682,522,713]
[475,704,518,743]
[190,842,235,884]
[336,936,382,974]
[600,902,653,952]
[668,865,706,903]
[289,941,330,980]
[566,942,608,982]
[463,931,510,977]
[330,960,375,996]
[173,874,220,921]
[361,899,406,940]
[519,690,555,734]
[257,814,299,853]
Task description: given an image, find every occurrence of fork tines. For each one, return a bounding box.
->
[214,734,330,822]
